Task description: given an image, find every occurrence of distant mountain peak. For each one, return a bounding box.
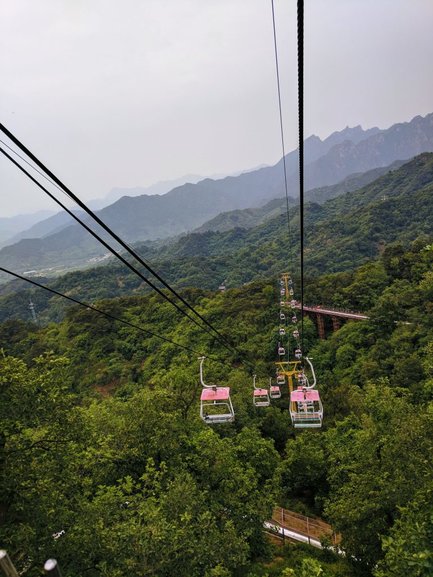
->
[305,134,322,143]
[323,124,381,148]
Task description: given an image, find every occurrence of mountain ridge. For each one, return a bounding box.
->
[1,152,431,308]
[1,113,433,276]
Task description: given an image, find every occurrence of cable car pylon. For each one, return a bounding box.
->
[276,273,323,429]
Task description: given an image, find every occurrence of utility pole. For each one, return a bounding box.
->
[29,299,38,325]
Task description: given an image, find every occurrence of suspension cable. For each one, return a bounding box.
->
[271,0,292,246]
[0,266,223,361]
[0,123,237,353]
[0,141,260,373]
[297,0,305,352]
[0,138,71,203]
[0,145,239,357]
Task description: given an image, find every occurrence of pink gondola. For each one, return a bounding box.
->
[290,387,323,428]
[199,357,234,424]
[253,375,270,407]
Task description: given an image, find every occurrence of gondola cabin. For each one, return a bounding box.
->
[290,387,323,428]
[279,327,286,335]
[199,356,235,424]
[253,387,270,407]
[270,384,281,399]
[200,387,235,424]
[253,375,270,407]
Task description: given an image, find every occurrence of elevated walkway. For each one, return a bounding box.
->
[300,304,368,321]
[265,506,340,549]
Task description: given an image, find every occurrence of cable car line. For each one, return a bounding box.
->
[2,1,312,426]
[0,124,238,356]
[268,1,322,429]
[0,145,242,361]
[297,0,305,353]
[0,138,70,204]
[0,266,221,361]
[270,0,292,246]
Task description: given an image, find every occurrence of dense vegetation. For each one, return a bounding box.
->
[1,236,432,575]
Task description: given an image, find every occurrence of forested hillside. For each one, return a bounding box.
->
[3,0,433,574]
[1,153,432,324]
[1,238,432,576]
[194,160,404,234]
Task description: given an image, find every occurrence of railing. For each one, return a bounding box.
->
[266,506,340,548]
[297,303,369,321]
[286,299,368,320]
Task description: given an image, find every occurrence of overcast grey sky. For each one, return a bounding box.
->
[1,0,433,217]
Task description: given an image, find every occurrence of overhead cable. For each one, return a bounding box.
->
[0,123,236,353]
[0,145,238,356]
[297,0,305,352]
[271,0,292,247]
[0,143,260,374]
[0,266,220,361]
[0,137,70,203]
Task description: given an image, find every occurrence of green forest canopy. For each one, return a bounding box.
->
[1,240,433,576]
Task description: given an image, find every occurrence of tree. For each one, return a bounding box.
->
[375,487,433,577]
[278,432,328,513]
[324,383,433,569]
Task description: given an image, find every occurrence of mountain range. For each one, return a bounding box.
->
[0,174,217,248]
[1,112,433,277]
[1,151,432,321]
[0,167,268,248]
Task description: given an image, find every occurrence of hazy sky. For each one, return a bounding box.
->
[1,0,433,217]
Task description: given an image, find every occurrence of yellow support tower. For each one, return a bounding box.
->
[275,360,303,412]
[280,272,291,304]
[281,272,290,297]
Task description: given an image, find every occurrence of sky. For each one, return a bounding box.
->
[1,0,433,217]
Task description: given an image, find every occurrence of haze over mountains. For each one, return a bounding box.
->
[87,172,224,210]
[1,112,433,276]
[0,210,55,245]
[0,169,266,249]
[195,160,406,233]
[0,174,214,248]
